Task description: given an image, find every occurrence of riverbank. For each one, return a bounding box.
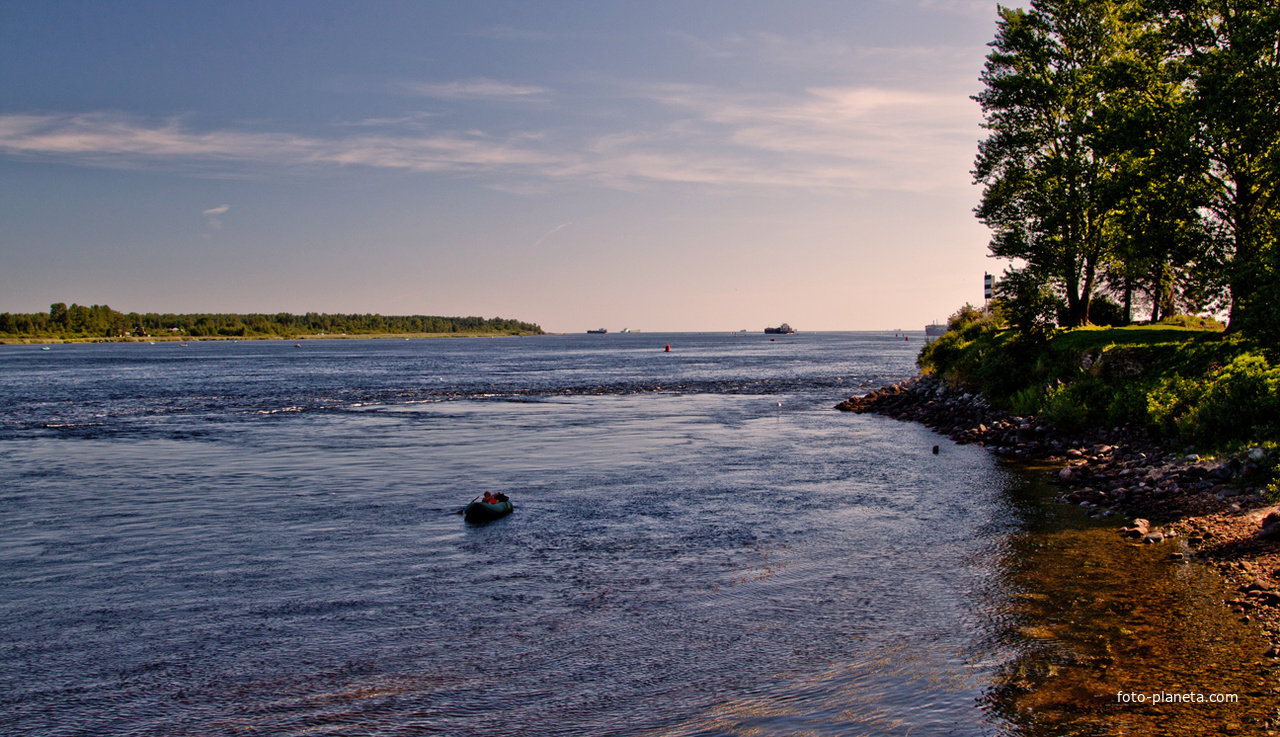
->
[0,331,543,345]
[838,375,1280,660]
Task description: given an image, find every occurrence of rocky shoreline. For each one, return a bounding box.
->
[838,375,1280,656]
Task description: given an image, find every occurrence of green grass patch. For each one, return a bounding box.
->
[918,315,1276,454]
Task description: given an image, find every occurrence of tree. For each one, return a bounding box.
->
[1091,12,1214,323]
[1145,0,1280,338]
[974,1,1137,327]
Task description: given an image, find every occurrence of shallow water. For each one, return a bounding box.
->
[1,333,1273,735]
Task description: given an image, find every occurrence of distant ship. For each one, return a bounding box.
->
[587,328,607,334]
[925,323,947,336]
[764,323,795,334]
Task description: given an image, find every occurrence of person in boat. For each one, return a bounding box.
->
[482,492,498,504]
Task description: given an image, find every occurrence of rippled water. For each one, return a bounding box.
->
[2,333,1273,735]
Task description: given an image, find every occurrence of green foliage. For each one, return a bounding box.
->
[993,268,1062,335]
[974,0,1280,342]
[1041,383,1091,434]
[1264,480,1280,504]
[947,303,986,331]
[0,303,545,340]
[1156,314,1226,330]
[1105,380,1153,426]
[1146,374,1207,436]
[918,302,1013,391]
[1086,296,1128,327]
[974,1,1136,328]
[1177,354,1280,447]
[1010,386,1046,416]
[918,306,1275,452]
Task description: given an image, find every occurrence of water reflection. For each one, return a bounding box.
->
[982,463,1277,735]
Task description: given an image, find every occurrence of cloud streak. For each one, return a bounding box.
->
[203,204,229,229]
[532,222,573,248]
[0,112,560,174]
[391,78,550,100]
[0,80,981,192]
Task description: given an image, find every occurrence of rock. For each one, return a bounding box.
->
[1211,460,1242,480]
[1261,512,1280,540]
[1245,577,1277,592]
[1143,532,1165,544]
[1059,467,1075,482]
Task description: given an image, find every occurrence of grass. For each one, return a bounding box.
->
[918,316,1276,455]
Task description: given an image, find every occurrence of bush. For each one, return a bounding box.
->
[1010,386,1045,416]
[1157,314,1226,331]
[995,268,1061,335]
[1088,296,1128,327]
[1178,354,1280,446]
[917,303,1006,386]
[1041,384,1089,433]
[1146,374,1207,437]
[1106,381,1152,426]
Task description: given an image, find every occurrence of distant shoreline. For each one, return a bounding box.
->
[0,331,545,345]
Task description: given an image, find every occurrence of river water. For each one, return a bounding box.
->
[1,333,1273,735]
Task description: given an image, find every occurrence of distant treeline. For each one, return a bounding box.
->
[0,303,544,339]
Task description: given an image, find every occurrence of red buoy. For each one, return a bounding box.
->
[664,344,671,352]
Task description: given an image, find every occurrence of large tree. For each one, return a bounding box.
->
[1092,6,1214,323]
[1146,0,1280,338]
[974,1,1137,327]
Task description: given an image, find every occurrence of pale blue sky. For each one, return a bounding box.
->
[1,0,1009,332]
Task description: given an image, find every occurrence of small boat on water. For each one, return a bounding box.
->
[587,328,607,334]
[463,497,513,523]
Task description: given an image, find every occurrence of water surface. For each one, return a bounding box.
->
[1,333,1272,735]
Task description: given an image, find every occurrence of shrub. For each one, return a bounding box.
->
[1157,314,1226,331]
[1041,384,1089,433]
[1146,374,1207,437]
[917,303,1006,385]
[1010,386,1045,416]
[1087,296,1128,327]
[1106,381,1152,426]
[1179,354,1280,446]
[995,268,1061,335]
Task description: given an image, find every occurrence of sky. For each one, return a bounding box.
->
[0,0,1014,333]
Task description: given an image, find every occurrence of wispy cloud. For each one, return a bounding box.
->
[391,78,550,100]
[585,84,981,190]
[532,221,573,248]
[915,0,1006,16]
[0,79,981,192]
[0,112,560,174]
[203,204,229,229]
